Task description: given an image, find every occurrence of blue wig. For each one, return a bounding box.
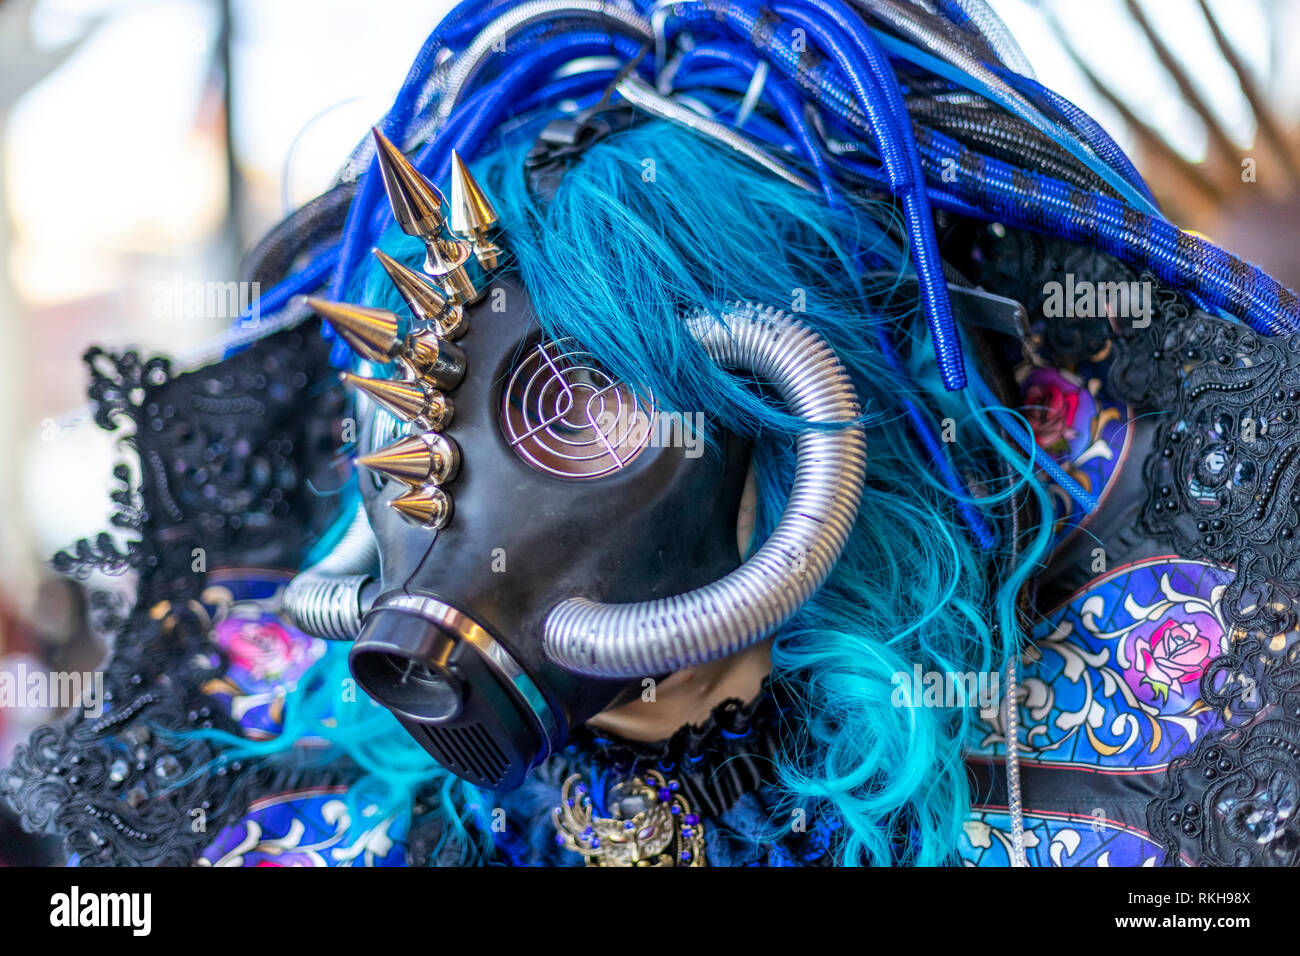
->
[203,118,1054,866]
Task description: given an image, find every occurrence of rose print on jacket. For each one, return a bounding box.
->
[1132,619,1212,703]
[973,558,1232,771]
[202,602,324,737]
[218,615,314,684]
[1015,363,1130,546]
[1023,368,1082,456]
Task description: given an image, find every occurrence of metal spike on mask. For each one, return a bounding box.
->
[371,127,447,238]
[342,132,498,539]
[339,373,454,431]
[310,297,465,389]
[356,432,460,487]
[422,236,480,306]
[449,150,502,271]
[390,485,454,530]
[372,249,469,341]
[306,297,401,365]
[370,128,481,305]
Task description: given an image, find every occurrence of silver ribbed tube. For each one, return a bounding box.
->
[543,303,867,677]
[282,503,378,641]
[434,0,653,122]
[948,0,1037,79]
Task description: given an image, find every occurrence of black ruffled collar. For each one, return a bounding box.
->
[562,676,790,819]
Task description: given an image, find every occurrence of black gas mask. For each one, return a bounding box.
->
[285,123,867,791]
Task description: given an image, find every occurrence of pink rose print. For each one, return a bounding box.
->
[217,616,313,685]
[1023,370,1082,456]
[1133,619,1212,703]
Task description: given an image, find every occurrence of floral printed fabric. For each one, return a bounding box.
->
[190,571,412,867]
[962,360,1225,866]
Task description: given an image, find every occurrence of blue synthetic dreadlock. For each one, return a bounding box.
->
[205,119,1054,865]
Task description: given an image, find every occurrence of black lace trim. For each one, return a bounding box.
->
[2,325,347,865]
[1146,718,1300,866]
[952,224,1300,867]
[1053,267,1300,866]
[2,603,268,865]
[83,347,172,431]
[1115,305,1300,636]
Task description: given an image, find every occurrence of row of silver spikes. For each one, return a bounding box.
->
[312,128,502,530]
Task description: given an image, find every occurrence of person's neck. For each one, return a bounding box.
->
[584,638,773,743]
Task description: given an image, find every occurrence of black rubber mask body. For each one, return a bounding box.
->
[350,274,749,790]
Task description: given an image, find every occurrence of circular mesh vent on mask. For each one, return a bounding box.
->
[501,337,654,479]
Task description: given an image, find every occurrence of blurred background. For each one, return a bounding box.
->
[1,0,1299,858]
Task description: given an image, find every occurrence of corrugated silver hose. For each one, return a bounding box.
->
[282,502,379,640]
[544,303,867,677]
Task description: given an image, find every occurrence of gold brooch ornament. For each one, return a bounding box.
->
[552,771,707,867]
